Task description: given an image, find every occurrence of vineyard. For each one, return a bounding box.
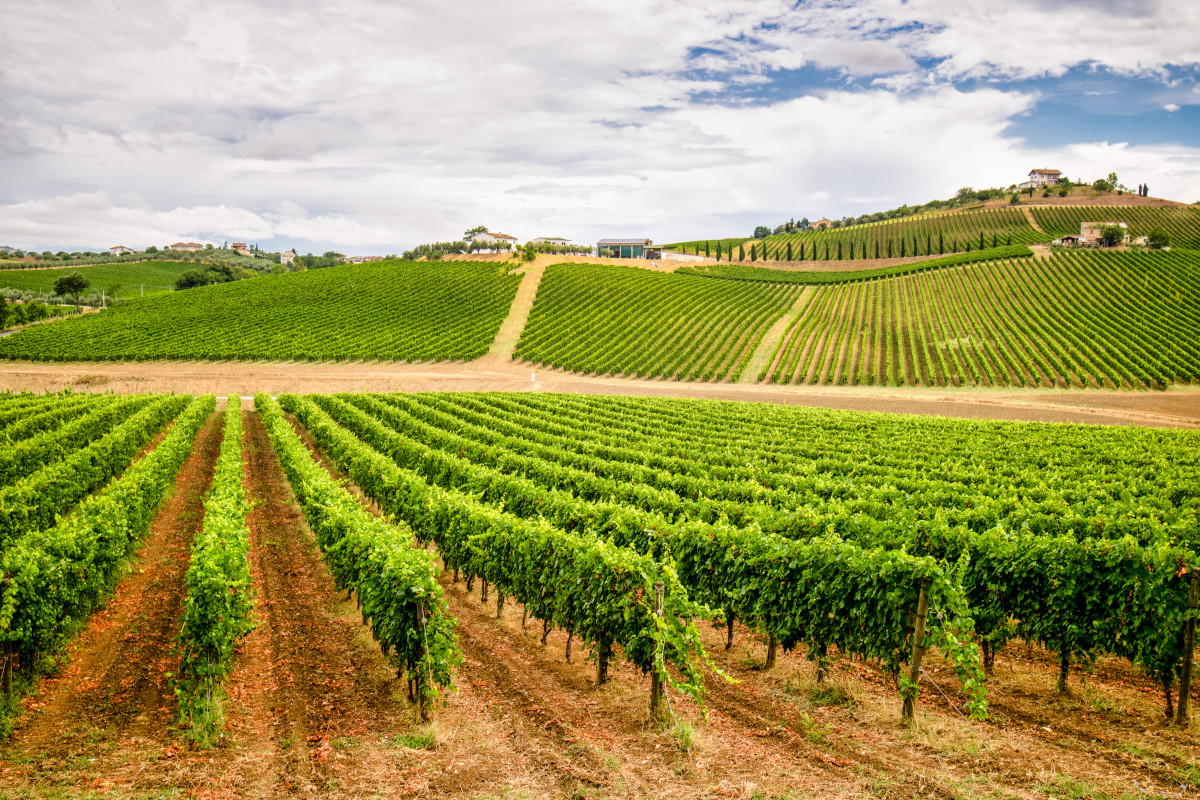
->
[760,248,1200,389]
[514,262,801,381]
[1031,205,1200,248]
[0,389,1197,797]
[0,260,201,299]
[676,244,1034,284]
[674,207,1046,262]
[274,390,1200,722]
[0,261,522,363]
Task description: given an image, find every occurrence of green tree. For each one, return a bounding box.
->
[463,225,488,241]
[753,225,771,239]
[1058,185,1069,197]
[1010,193,1020,205]
[1093,178,1113,193]
[1147,226,1170,248]
[175,270,212,290]
[0,296,9,330]
[145,245,158,253]
[54,272,90,310]
[1098,225,1126,247]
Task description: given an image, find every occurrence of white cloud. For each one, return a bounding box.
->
[0,0,1197,251]
[1165,103,1181,112]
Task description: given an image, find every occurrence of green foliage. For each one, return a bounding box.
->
[0,395,190,547]
[1031,205,1200,249]
[0,261,522,363]
[0,394,214,733]
[677,245,1034,285]
[53,272,90,306]
[1098,225,1127,247]
[256,394,461,713]
[276,393,716,708]
[759,248,1200,389]
[0,260,215,299]
[1147,226,1170,248]
[514,263,800,381]
[175,401,254,746]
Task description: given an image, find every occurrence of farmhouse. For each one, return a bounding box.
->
[230,242,253,256]
[166,241,204,251]
[345,255,384,263]
[812,218,835,230]
[108,245,133,255]
[280,248,297,266]
[531,237,573,246]
[470,231,519,247]
[597,238,661,259]
[1026,168,1062,186]
[1054,221,1130,247]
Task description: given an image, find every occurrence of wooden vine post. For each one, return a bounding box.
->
[1176,571,1200,727]
[415,602,429,721]
[650,581,665,720]
[902,579,930,725]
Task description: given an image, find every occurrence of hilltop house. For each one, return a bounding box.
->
[231,242,253,256]
[346,255,384,264]
[166,241,204,251]
[1019,168,1062,189]
[811,218,835,230]
[109,245,133,255]
[470,231,519,247]
[1054,221,1130,248]
[531,237,573,246]
[280,248,297,266]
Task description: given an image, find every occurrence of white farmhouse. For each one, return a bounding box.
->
[109,245,133,255]
[1026,168,1062,187]
[280,248,297,266]
[470,231,519,247]
[531,237,573,246]
[166,241,205,252]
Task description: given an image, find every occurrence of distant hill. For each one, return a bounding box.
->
[667,202,1200,262]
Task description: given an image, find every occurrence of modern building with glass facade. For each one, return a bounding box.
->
[596,238,661,259]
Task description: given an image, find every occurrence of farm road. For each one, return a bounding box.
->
[1,358,1197,428]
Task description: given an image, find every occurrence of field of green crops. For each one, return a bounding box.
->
[0,261,522,363]
[279,389,1200,720]
[1031,205,1200,248]
[760,248,1200,389]
[0,260,201,299]
[514,262,800,381]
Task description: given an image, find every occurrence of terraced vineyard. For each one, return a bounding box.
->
[514,262,801,381]
[0,261,522,363]
[761,249,1200,388]
[281,390,1200,720]
[753,207,1044,262]
[1031,205,1200,248]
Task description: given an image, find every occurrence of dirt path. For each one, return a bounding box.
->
[480,262,545,365]
[0,409,224,792]
[737,287,813,384]
[1,359,1197,428]
[1022,206,1046,233]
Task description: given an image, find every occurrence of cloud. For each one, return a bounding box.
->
[0,0,1197,251]
[1165,103,1181,112]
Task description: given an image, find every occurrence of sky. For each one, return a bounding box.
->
[2,0,1199,254]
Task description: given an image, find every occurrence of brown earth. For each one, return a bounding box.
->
[1,359,1197,429]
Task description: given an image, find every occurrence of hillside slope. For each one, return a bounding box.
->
[0,261,522,363]
[514,262,801,381]
[761,249,1200,389]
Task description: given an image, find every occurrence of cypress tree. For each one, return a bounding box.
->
[927,235,931,255]
[888,240,893,258]
[875,240,880,259]
[750,243,757,261]
[939,232,944,254]
[992,232,997,248]
[786,242,792,261]
[900,238,906,257]
[799,242,805,261]
[1007,234,1012,246]
[739,244,745,261]
[705,241,710,258]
